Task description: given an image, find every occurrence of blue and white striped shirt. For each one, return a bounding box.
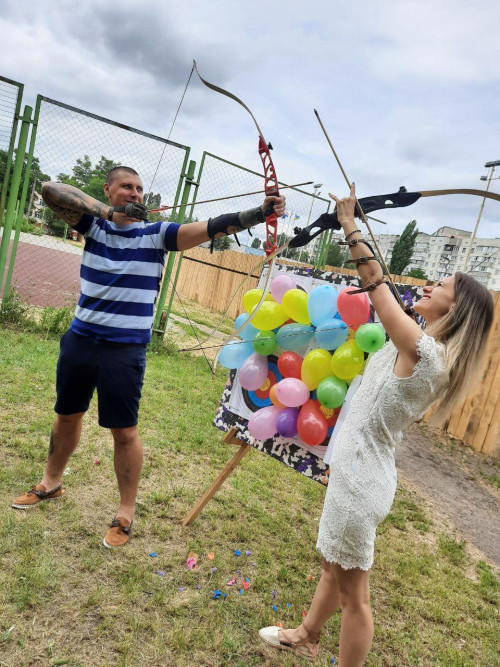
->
[70,214,180,343]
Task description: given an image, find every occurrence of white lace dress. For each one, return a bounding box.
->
[316,333,448,570]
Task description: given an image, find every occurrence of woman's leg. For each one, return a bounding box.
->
[334,565,373,667]
[276,558,341,647]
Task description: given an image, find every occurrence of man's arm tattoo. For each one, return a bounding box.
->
[42,182,110,227]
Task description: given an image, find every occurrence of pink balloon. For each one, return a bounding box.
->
[248,405,283,440]
[275,377,310,407]
[270,274,296,304]
[337,287,370,327]
[238,352,269,391]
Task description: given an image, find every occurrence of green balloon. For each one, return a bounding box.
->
[317,375,347,409]
[252,330,277,356]
[355,324,386,353]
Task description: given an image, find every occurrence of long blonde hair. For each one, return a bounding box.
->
[426,272,494,425]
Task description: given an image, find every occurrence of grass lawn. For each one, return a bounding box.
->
[0,324,498,666]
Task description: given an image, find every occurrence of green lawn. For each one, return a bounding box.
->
[0,325,498,666]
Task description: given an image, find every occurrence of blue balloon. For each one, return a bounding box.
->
[307,285,338,327]
[276,323,314,352]
[234,312,258,341]
[314,318,348,350]
[218,339,254,369]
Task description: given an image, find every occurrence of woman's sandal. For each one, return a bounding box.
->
[259,621,320,661]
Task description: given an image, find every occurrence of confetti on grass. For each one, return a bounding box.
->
[154,571,166,576]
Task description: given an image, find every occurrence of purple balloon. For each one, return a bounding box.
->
[276,407,299,438]
[238,352,268,391]
[248,405,283,440]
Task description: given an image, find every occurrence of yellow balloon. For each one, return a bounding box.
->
[249,301,288,330]
[301,348,332,390]
[242,289,273,313]
[331,340,364,380]
[282,289,311,325]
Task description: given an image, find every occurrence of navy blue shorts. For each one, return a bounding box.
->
[54,330,147,429]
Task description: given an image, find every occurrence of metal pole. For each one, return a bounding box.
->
[152,158,196,336]
[0,82,24,228]
[3,100,40,299]
[0,105,32,297]
[462,165,495,272]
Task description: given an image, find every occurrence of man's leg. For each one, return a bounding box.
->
[110,425,143,524]
[40,412,85,491]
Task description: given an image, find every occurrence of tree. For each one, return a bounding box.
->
[212,236,233,251]
[388,220,419,276]
[251,237,262,249]
[0,149,50,219]
[406,268,428,280]
[325,243,347,268]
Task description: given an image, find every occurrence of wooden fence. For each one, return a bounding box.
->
[173,247,500,459]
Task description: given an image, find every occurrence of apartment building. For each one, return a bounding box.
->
[371,226,500,289]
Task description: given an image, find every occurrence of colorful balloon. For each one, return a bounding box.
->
[271,274,296,304]
[297,399,329,446]
[282,289,311,325]
[234,312,258,341]
[314,318,348,350]
[218,339,254,369]
[238,352,269,390]
[317,376,347,409]
[337,287,370,327]
[269,384,286,407]
[330,339,364,380]
[301,348,332,390]
[307,284,338,326]
[355,323,386,353]
[242,289,273,313]
[276,323,314,352]
[276,407,299,438]
[277,351,303,379]
[252,330,277,356]
[248,405,282,440]
[249,301,288,330]
[274,377,310,408]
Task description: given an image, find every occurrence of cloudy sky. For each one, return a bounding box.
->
[1,0,499,238]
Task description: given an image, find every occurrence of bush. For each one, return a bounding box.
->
[0,289,31,326]
[39,306,73,335]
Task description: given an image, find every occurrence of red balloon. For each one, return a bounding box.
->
[297,399,329,446]
[337,287,370,327]
[277,351,303,379]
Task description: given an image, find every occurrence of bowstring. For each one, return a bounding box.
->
[139,63,215,374]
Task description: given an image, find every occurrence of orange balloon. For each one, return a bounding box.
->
[269,384,286,408]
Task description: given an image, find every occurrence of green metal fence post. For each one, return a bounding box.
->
[3,99,40,299]
[163,158,202,329]
[0,79,24,229]
[0,105,32,297]
[152,157,196,336]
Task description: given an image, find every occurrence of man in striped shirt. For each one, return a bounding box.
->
[12,166,285,547]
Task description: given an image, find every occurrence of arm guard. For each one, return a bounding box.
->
[206,206,265,239]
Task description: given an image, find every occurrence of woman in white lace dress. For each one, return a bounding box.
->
[259,185,494,664]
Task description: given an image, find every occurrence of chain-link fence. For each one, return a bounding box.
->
[8,95,190,308]
[0,76,24,225]
[189,152,331,264]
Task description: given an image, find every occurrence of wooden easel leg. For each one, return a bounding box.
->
[181,428,251,527]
